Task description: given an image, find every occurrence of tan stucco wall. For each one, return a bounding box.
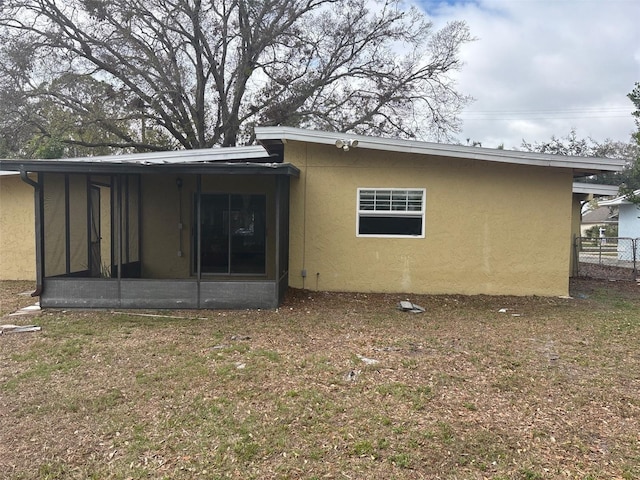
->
[43,174,67,276]
[141,174,193,278]
[286,142,574,297]
[99,183,112,276]
[0,174,36,280]
[68,175,88,272]
[141,174,277,279]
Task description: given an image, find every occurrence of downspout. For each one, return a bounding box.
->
[301,146,308,290]
[20,169,44,297]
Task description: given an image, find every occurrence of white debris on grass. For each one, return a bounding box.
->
[398,300,425,313]
[498,308,522,317]
[0,324,41,334]
[356,354,379,365]
[230,334,251,341]
[8,302,41,317]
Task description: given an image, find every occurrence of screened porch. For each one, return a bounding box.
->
[5,149,298,309]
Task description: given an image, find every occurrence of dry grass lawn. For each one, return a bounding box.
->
[1,278,639,479]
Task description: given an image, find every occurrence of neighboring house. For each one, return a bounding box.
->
[0,127,624,309]
[571,182,620,274]
[580,205,618,237]
[0,171,36,280]
[599,189,640,260]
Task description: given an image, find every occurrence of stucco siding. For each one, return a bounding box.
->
[68,175,89,272]
[99,183,112,275]
[141,174,278,279]
[43,174,67,277]
[286,142,573,297]
[142,174,195,278]
[0,174,36,280]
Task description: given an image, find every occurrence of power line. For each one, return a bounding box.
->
[459,107,632,121]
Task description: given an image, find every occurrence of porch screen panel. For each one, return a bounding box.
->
[197,194,266,275]
[100,185,112,273]
[115,174,141,278]
[200,194,229,274]
[126,176,140,263]
[230,194,266,274]
[43,174,66,277]
[68,175,89,274]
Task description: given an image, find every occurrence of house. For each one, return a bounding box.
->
[0,127,624,309]
[580,205,618,237]
[0,171,36,280]
[571,181,621,239]
[599,189,640,260]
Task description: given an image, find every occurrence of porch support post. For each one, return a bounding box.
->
[115,174,123,305]
[20,169,44,296]
[64,175,71,274]
[193,174,202,308]
[275,175,291,304]
[137,175,142,273]
[196,174,202,282]
[85,177,92,276]
[275,176,282,288]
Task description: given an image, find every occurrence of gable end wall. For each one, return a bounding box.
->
[285,141,573,297]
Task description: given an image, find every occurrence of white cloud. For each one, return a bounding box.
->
[415,0,640,149]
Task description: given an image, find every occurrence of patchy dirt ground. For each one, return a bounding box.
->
[1,278,639,479]
[0,280,38,317]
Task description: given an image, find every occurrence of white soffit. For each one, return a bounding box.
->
[255,126,625,173]
[572,182,620,196]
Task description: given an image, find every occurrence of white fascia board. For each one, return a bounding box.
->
[255,126,625,173]
[38,145,271,165]
[572,182,620,196]
[0,170,20,176]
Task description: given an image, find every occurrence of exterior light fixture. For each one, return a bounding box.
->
[335,139,359,151]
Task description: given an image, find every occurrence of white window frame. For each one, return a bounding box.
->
[356,188,426,238]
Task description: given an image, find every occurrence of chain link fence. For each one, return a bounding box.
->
[574,236,639,280]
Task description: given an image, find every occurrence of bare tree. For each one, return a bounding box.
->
[0,0,473,152]
[522,129,640,192]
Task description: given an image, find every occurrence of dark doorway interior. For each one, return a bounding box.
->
[196,193,266,275]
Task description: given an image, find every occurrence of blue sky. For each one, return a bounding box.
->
[413,0,640,149]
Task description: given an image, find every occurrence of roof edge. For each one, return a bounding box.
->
[0,145,273,167]
[572,182,620,196]
[255,126,625,173]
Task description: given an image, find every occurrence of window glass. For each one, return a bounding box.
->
[357,188,425,237]
[230,195,266,274]
[197,194,266,274]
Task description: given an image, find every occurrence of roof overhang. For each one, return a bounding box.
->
[0,145,299,177]
[572,182,620,196]
[256,126,625,177]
